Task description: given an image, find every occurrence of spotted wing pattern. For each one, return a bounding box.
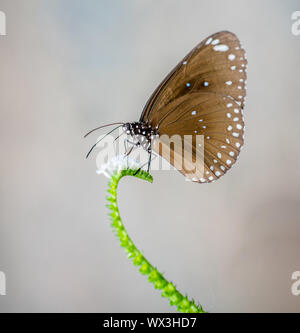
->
[142,31,247,183]
[152,92,244,182]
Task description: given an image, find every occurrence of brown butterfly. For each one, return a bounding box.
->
[86,31,247,183]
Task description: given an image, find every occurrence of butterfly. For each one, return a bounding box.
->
[86,31,247,183]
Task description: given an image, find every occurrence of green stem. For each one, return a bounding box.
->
[105,168,205,313]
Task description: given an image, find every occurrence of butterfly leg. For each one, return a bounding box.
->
[124,138,137,153]
[133,148,157,175]
[124,138,132,168]
[123,138,139,168]
[147,145,152,173]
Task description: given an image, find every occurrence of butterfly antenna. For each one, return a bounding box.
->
[86,125,123,159]
[113,131,124,143]
[84,122,124,138]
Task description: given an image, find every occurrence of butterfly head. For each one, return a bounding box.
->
[123,122,132,135]
[123,122,157,137]
[122,122,158,152]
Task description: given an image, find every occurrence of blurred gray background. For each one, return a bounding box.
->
[0,0,300,312]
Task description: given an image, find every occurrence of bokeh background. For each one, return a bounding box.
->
[0,0,300,312]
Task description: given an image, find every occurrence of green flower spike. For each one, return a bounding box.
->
[98,155,205,313]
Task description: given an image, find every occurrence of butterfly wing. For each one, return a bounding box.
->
[142,31,247,183]
[152,91,244,182]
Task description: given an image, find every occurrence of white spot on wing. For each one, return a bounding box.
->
[205,37,213,45]
[213,44,229,52]
[211,39,219,45]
